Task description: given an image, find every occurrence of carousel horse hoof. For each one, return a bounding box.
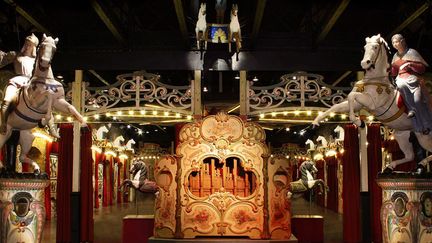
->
[407,111,416,118]
[33,169,41,175]
[413,164,426,175]
[381,167,394,175]
[423,128,430,135]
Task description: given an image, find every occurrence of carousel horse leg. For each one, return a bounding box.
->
[18,130,41,174]
[53,99,86,124]
[0,100,11,134]
[348,92,375,127]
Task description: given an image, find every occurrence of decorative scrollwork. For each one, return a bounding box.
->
[248,71,351,115]
[67,71,192,115]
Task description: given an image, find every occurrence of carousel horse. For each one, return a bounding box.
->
[215,0,226,23]
[195,3,207,50]
[112,135,124,148]
[316,135,328,149]
[288,160,327,198]
[125,139,135,153]
[95,125,108,140]
[0,34,86,174]
[334,125,345,144]
[119,159,158,194]
[228,4,242,54]
[312,34,432,174]
[305,139,316,154]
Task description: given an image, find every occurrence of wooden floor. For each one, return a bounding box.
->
[42,194,343,243]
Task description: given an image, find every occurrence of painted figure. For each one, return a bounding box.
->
[1,34,59,138]
[391,34,431,135]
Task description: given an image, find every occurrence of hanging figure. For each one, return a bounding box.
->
[0,34,59,138]
[391,34,431,135]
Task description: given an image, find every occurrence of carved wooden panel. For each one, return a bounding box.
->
[154,155,177,238]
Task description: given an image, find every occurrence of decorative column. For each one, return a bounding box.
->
[377,177,432,243]
[0,179,50,243]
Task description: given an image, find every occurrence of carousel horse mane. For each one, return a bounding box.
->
[334,125,345,142]
[316,136,328,148]
[96,125,109,140]
[299,160,318,184]
[113,135,125,147]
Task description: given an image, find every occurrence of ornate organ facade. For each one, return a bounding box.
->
[154,112,292,239]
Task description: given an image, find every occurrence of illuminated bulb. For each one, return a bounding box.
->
[176,113,181,118]
[341,114,347,119]
[83,116,88,122]
[365,142,369,146]
[94,114,100,120]
[164,111,169,116]
[330,112,336,117]
[67,117,72,122]
[325,118,329,122]
[117,111,122,116]
[259,114,265,118]
[113,116,117,120]
[138,129,143,135]
[285,155,289,159]
[152,110,157,115]
[106,112,111,117]
[294,110,300,116]
[368,115,374,121]
[187,115,192,120]
[306,110,312,116]
[55,114,62,120]
[318,111,323,116]
[283,111,288,116]
[340,148,344,154]
[271,112,276,117]
[285,127,290,131]
[128,110,134,115]
[390,135,395,140]
[140,110,146,115]
[127,125,131,129]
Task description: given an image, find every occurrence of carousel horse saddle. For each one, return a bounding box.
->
[290,179,308,193]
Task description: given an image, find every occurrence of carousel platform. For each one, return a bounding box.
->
[148,236,298,243]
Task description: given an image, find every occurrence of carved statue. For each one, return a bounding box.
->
[312,34,432,174]
[228,4,241,54]
[195,3,207,50]
[125,139,136,153]
[0,34,86,175]
[112,135,125,148]
[305,139,316,154]
[288,160,327,198]
[316,135,328,149]
[334,125,345,144]
[119,159,158,194]
[95,125,109,141]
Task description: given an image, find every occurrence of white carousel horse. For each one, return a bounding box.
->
[215,0,226,23]
[119,159,158,194]
[95,125,108,141]
[195,3,207,50]
[112,135,125,148]
[125,139,136,153]
[305,139,316,154]
[288,160,327,198]
[228,4,242,53]
[334,125,345,144]
[316,135,328,149]
[0,34,86,174]
[312,34,432,174]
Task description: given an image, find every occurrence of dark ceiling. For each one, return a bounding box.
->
[0,0,431,149]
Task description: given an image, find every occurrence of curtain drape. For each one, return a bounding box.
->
[80,127,94,242]
[103,159,108,207]
[367,124,382,243]
[44,141,53,220]
[343,124,361,243]
[382,139,416,171]
[94,151,101,208]
[56,124,73,242]
[325,156,338,212]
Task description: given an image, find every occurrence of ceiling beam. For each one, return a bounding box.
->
[388,2,429,38]
[332,71,351,86]
[4,0,51,35]
[251,0,267,45]
[316,0,350,44]
[173,0,189,45]
[88,70,110,86]
[90,0,127,45]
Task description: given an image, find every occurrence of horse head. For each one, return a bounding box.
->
[199,3,206,16]
[126,139,136,149]
[96,125,108,140]
[316,135,328,147]
[113,135,125,147]
[130,159,146,176]
[361,34,390,71]
[231,4,238,17]
[37,34,59,72]
[300,160,317,181]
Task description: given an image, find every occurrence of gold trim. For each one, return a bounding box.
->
[354,81,391,95]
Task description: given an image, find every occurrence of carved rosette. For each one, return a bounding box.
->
[0,178,49,243]
[377,178,432,243]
